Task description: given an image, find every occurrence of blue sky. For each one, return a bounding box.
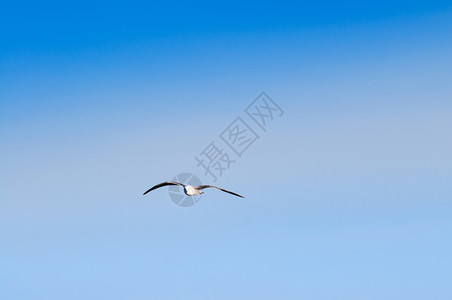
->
[1,1,452,299]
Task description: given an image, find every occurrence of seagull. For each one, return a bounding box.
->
[143,181,244,198]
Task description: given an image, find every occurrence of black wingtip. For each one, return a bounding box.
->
[231,192,244,198]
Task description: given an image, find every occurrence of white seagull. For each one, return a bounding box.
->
[143,181,244,198]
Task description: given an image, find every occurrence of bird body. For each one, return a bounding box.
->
[184,185,201,196]
[143,181,244,198]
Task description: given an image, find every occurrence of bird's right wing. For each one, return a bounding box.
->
[143,181,184,195]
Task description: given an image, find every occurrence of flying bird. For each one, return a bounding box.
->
[143,181,244,198]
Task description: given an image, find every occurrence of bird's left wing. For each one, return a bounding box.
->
[197,185,244,198]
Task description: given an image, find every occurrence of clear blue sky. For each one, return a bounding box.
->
[1,1,452,299]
